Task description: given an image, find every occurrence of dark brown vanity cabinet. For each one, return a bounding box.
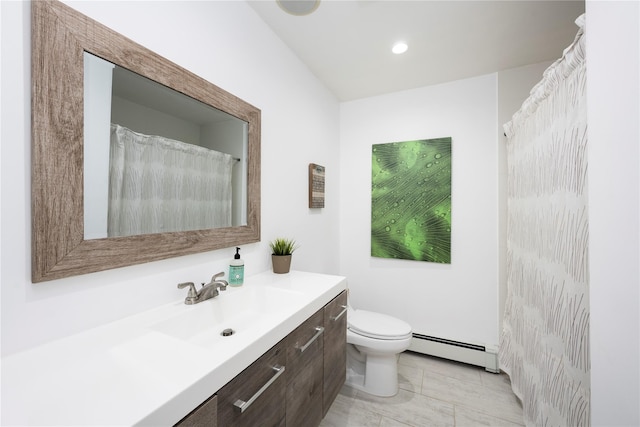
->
[285,290,348,425]
[323,291,348,416]
[176,290,347,427]
[285,309,325,426]
[175,395,218,427]
[216,341,287,427]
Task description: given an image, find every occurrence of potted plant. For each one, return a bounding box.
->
[269,237,298,274]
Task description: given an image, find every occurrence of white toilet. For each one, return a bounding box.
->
[345,306,412,397]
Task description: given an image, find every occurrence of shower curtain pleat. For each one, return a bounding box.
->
[499,15,590,427]
[108,124,233,237]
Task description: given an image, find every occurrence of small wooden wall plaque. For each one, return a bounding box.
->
[309,163,325,208]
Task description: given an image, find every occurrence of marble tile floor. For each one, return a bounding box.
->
[321,351,524,427]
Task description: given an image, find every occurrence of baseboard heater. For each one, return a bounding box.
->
[408,333,499,373]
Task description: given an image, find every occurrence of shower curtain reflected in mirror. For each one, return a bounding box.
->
[108,124,233,237]
[499,15,590,427]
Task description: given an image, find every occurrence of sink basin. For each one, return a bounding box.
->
[152,286,304,348]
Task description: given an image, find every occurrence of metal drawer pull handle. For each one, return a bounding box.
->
[297,326,325,353]
[233,365,285,413]
[330,305,348,322]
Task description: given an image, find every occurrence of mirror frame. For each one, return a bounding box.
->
[31,0,261,282]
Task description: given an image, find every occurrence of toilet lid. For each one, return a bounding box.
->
[348,309,412,340]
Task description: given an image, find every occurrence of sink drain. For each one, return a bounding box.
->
[221,328,235,337]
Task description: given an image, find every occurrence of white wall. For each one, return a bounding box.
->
[202,120,248,226]
[111,96,203,145]
[338,62,555,351]
[587,1,640,425]
[0,0,340,356]
[84,53,114,239]
[339,75,500,348]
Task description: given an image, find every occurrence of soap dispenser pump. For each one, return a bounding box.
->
[229,247,244,286]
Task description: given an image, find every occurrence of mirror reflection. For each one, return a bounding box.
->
[84,53,248,239]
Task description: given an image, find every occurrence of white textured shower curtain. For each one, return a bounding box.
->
[108,124,233,237]
[499,16,589,427]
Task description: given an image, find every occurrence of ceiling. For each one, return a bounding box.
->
[248,0,585,101]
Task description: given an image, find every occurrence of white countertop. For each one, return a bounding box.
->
[2,270,347,426]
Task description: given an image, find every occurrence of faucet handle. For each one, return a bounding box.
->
[210,272,228,291]
[178,282,198,304]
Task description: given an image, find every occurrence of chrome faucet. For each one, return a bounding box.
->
[177,272,229,305]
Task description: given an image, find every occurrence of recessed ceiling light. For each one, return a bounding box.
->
[277,0,321,16]
[392,42,408,55]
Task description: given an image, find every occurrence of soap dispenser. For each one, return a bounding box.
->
[229,247,244,286]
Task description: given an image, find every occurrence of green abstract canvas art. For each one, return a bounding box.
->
[371,137,451,263]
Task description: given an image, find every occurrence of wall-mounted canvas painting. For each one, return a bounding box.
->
[371,137,451,263]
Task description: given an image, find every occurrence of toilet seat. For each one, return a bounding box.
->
[346,307,413,396]
[348,309,412,340]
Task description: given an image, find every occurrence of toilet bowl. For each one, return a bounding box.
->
[345,307,412,397]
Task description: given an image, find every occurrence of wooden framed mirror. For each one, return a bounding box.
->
[31,0,261,282]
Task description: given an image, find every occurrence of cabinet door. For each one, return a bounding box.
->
[323,290,347,416]
[217,340,286,427]
[285,308,324,427]
[174,395,217,427]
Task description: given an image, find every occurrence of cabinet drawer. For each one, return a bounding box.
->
[217,340,286,427]
[286,308,324,427]
[323,290,347,416]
